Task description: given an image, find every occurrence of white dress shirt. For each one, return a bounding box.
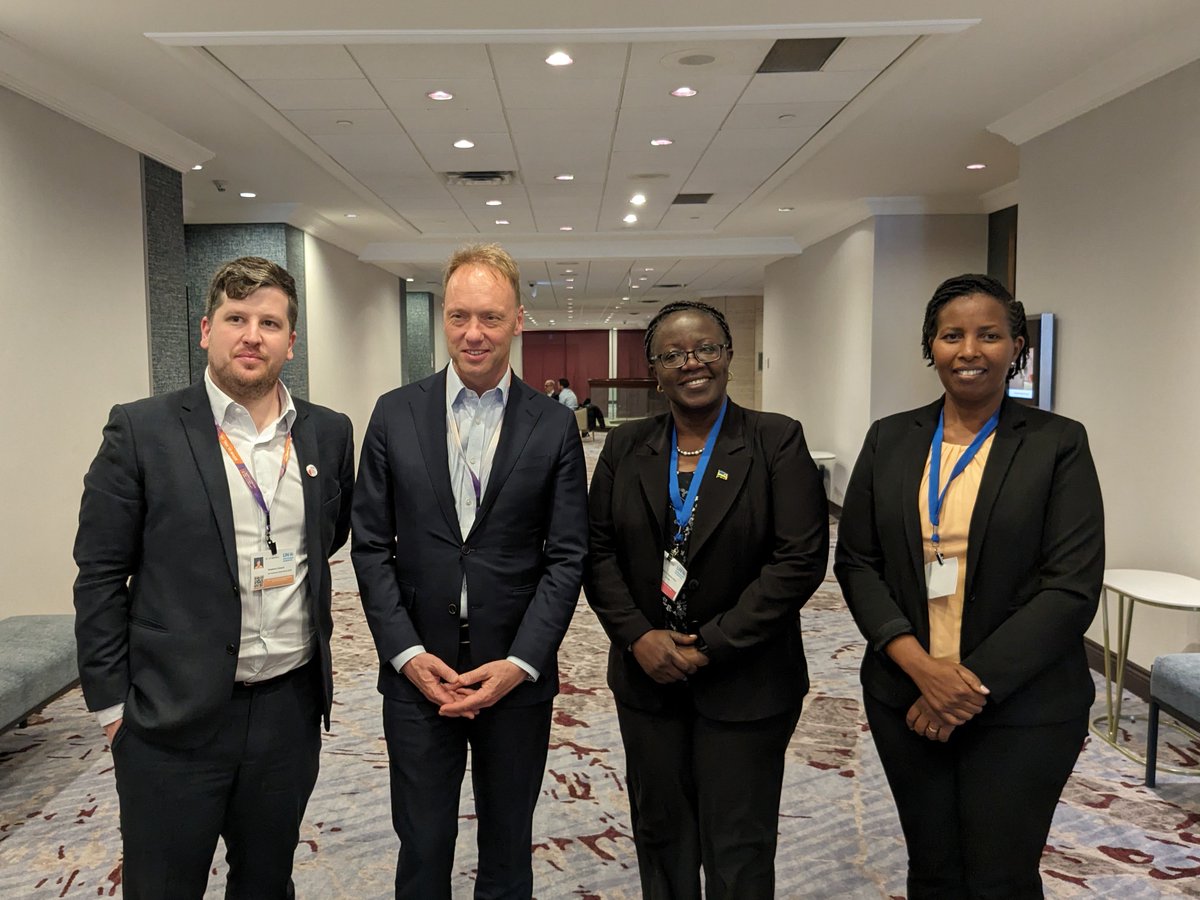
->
[558,387,579,410]
[95,371,312,727]
[388,365,538,681]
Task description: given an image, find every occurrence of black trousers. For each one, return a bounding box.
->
[616,697,801,900]
[864,693,1087,900]
[586,406,606,431]
[111,661,322,900]
[382,674,553,900]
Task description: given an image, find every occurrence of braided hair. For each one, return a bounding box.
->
[643,300,733,362]
[921,274,1030,380]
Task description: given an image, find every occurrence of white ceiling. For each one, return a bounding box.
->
[2,1,1199,329]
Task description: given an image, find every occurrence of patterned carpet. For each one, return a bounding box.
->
[3,437,1200,898]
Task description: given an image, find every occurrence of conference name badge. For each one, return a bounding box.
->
[661,552,687,601]
[251,550,297,591]
[924,555,958,600]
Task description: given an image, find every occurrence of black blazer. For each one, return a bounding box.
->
[73,380,355,748]
[584,402,829,721]
[834,397,1105,725]
[351,370,588,707]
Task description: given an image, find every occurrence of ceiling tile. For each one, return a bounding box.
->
[619,73,750,110]
[823,36,916,72]
[393,105,509,134]
[282,109,402,136]
[488,42,630,81]
[349,44,494,80]
[210,45,362,80]
[616,103,730,135]
[740,70,877,104]
[248,78,385,110]
[626,41,773,77]
[497,77,622,110]
[374,78,504,111]
[310,133,425,173]
[409,132,519,172]
[720,100,843,131]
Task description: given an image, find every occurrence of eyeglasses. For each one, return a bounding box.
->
[650,343,729,369]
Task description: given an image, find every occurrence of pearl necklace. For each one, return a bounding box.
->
[676,446,704,457]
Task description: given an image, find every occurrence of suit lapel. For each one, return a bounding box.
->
[290,403,322,601]
[965,399,1025,599]
[901,400,942,593]
[686,403,749,561]
[636,416,672,541]
[179,383,239,583]
[470,376,539,536]
[414,369,461,539]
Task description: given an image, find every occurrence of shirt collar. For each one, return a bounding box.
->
[204,368,296,433]
[445,363,511,410]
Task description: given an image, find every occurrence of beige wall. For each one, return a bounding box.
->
[0,87,149,617]
[763,221,876,503]
[303,234,402,443]
[1018,59,1200,667]
[701,294,762,411]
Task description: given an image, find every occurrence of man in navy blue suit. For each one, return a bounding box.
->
[352,243,588,899]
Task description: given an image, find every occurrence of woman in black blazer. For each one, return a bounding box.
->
[585,300,829,899]
[835,274,1104,899]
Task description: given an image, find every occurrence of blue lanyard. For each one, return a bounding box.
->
[928,406,1000,554]
[668,399,728,540]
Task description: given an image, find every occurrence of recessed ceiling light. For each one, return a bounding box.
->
[966,163,987,170]
[336,119,354,127]
[623,214,638,224]
[630,193,647,206]
[777,207,794,212]
[427,90,454,101]
[555,174,575,181]
[565,278,574,282]
[631,284,639,289]
[670,86,698,98]
[644,267,654,272]
[486,200,502,206]
[650,138,674,147]
[638,276,648,281]
[345,213,358,218]
[453,139,475,149]
[191,164,203,171]
[564,269,574,273]
[545,51,573,66]
[239,192,256,198]
[495,219,510,225]
[405,277,415,283]
[622,296,630,301]
[566,286,574,290]
[559,226,573,231]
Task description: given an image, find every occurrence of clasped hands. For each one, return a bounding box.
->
[906,657,990,743]
[401,652,526,719]
[631,629,710,684]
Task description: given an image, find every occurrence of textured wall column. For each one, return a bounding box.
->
[141,156,189,394]
[184,223,309,398]
[401,290,435,385]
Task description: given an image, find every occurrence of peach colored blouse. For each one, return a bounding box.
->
[917,434,994,662]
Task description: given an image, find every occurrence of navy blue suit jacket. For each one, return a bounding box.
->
[351,369,588,707]
[73,380,355,748]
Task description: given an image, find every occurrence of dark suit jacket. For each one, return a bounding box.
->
[72,380,355,749]
[351,369,588,707]
[834,397,1105,725]
[584,402,830,722]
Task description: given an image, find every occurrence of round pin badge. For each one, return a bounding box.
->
[306,464,318,477]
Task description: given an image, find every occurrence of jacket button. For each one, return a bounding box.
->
[225,643,236,655]
[448,604,458,616]
[460,545,471,556]
[232,585,239,595]
[687,579,700,590]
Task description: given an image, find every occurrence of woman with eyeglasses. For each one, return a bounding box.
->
[835,274,1104,898]
[584,300,829,899]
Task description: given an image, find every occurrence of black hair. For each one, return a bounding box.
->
[921,274,1030,379]
[643,300,733,362]
[558,378,570,388]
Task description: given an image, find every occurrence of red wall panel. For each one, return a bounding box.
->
[522,330,609,402]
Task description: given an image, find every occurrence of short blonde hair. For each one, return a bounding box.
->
[443,243,521,307]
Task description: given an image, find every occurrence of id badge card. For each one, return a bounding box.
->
[924,555,959,599]
[661,552,687,601]
[252,549,297,591]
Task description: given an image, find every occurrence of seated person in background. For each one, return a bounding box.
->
[582,397,606,431]
[557,378,579,409]
[543,379,559,401]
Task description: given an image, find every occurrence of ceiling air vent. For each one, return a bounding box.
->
[672,193,712,205]
[757,38,844,73]
[443,171,517,186]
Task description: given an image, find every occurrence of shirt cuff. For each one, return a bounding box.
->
[390,645,426,673]
[96,702,124,727]
[506,656,539,682]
